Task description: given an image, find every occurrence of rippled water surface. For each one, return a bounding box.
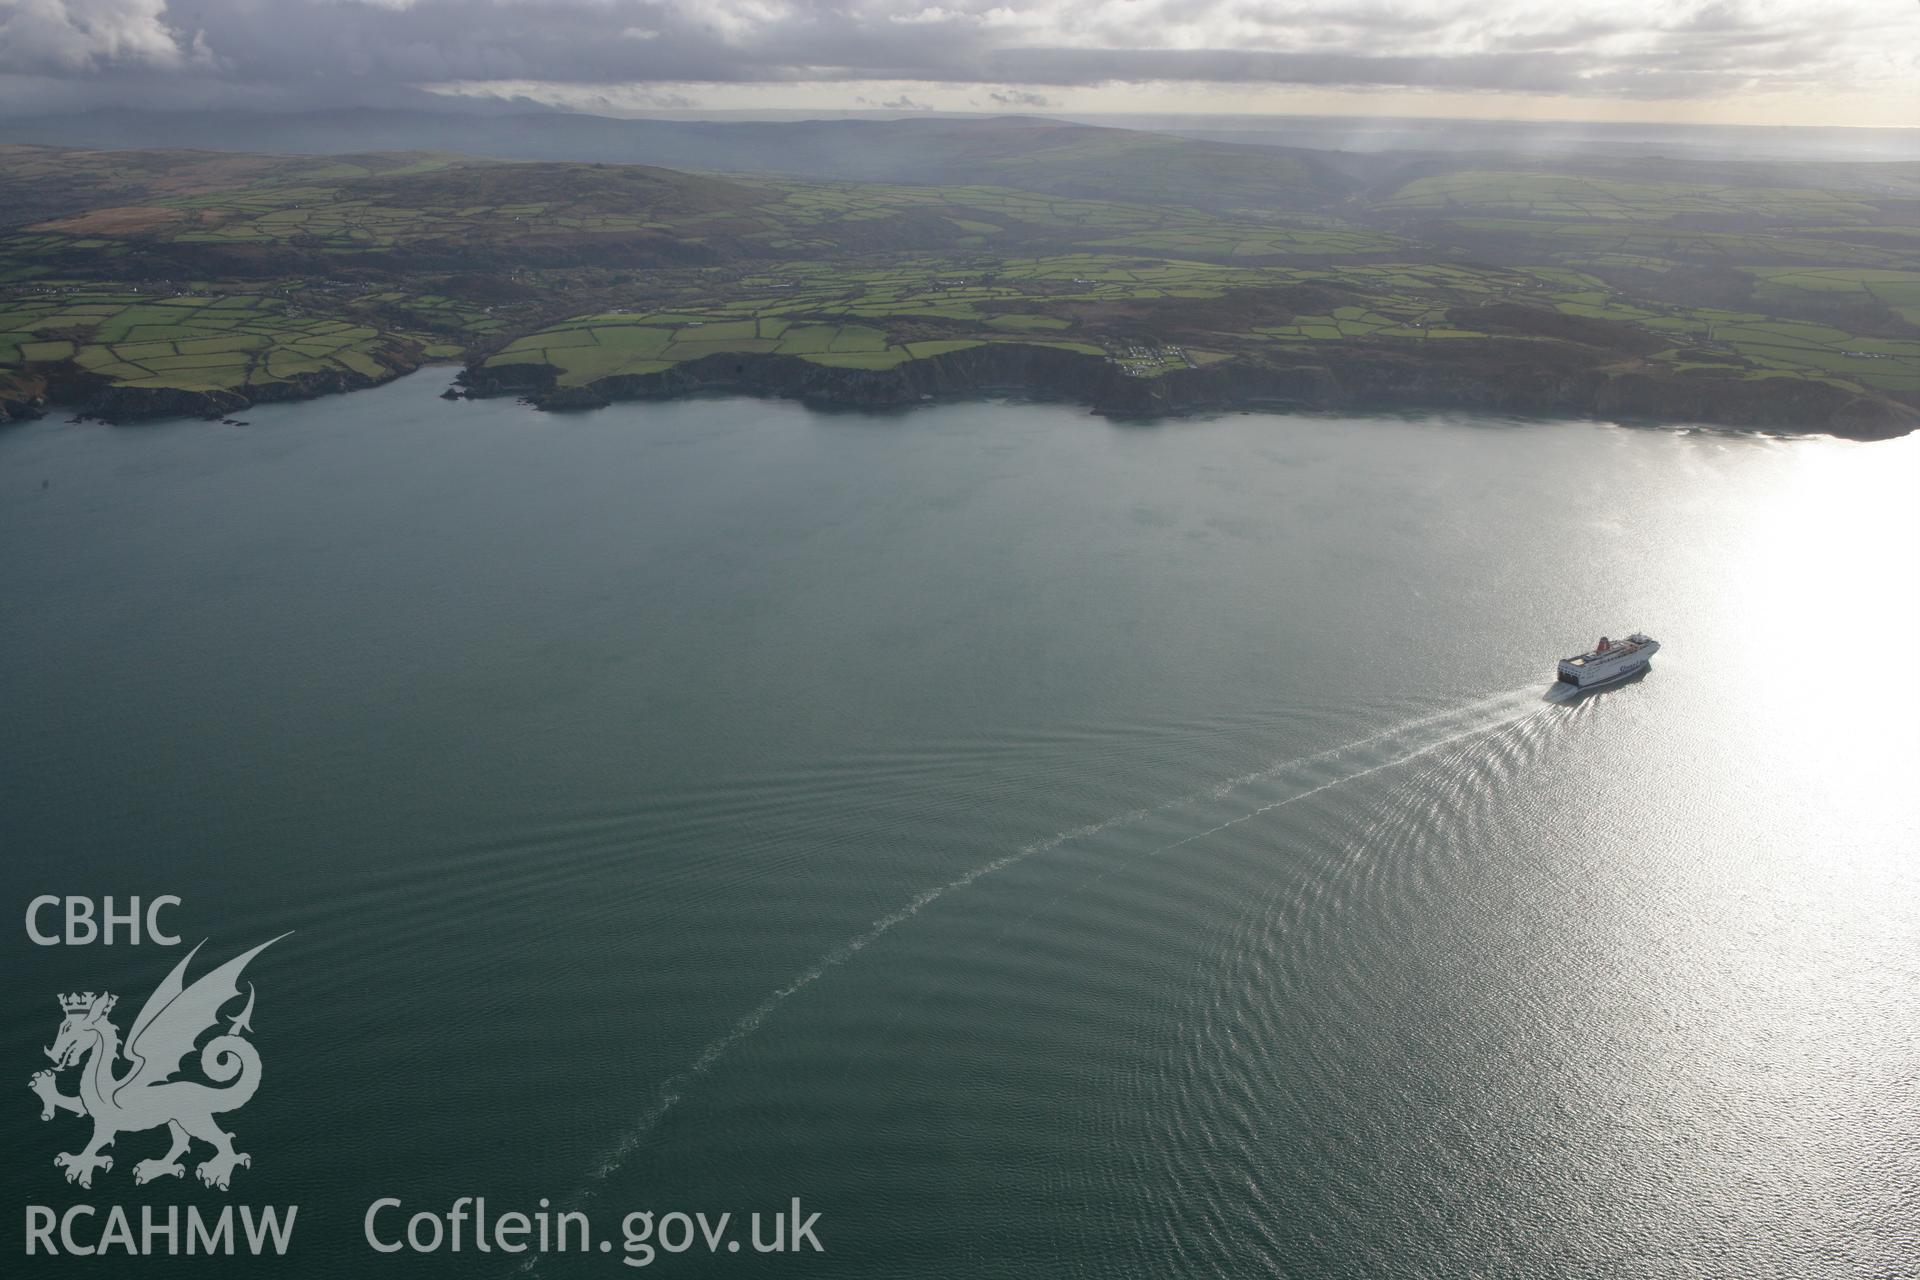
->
[2,374,1916,1277]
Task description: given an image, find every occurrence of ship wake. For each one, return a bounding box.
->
[521,683,1558,1276]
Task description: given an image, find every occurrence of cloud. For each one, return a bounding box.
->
[0,0,1914,111]
[0,0,205,72]
[855,91,933,108]
[989,88,1055,108]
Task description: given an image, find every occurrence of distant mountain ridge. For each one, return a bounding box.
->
[0,109,1351,215]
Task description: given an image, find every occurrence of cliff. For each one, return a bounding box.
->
[11,336,1913,440]
[6,357,429,426]
[459,340,1920,441]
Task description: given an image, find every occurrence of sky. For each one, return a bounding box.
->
[1,0,1917,127]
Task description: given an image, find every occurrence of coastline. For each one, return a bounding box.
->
[462,341,1920,441]
[7,341,1916,441]
[0,358,439,430]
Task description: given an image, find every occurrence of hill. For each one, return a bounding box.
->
[0,130,1916,438]
[1,110,1350,216]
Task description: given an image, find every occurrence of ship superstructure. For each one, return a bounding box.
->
[1557,633,1659,689]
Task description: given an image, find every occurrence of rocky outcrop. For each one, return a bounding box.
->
[458,340,1920,440]
[12,356,430,425]
[0,375,48,425]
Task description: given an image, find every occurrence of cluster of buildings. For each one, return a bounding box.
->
[1106,343,1193,377]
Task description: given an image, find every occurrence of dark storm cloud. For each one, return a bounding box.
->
[0,0,1903,109]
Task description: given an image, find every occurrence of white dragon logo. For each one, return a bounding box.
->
[29,935,287,1191]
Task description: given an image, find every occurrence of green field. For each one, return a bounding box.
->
[3,140,1918,415]
[0,290,429,392]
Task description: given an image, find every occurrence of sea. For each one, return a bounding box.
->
[3,371,1915,1277]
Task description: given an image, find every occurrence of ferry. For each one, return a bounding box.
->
[1557,633,1659,690]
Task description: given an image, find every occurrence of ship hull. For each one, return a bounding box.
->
[1556,657,1653,690]
[1556,639,1660,690]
